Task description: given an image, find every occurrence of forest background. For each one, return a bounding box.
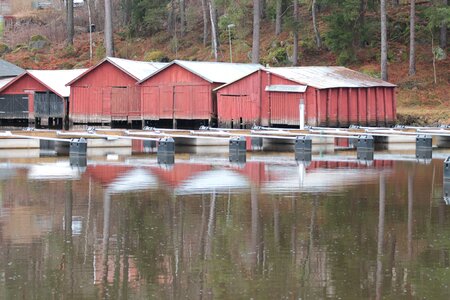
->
[0,0,449,125]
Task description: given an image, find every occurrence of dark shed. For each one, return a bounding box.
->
[68,57,167,126]
[0,69,86,127]
[139,60,261,128]
[216,66,396,128]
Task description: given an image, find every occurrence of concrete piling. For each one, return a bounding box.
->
[295,136,312,162]
[356,135,374,161]
[157,137,175,164]
[416,135,433,159]
[229,136,246,163]
[69,138,87,156]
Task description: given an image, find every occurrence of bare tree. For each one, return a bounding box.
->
[67,0,74,45]
[105,0,114,57]
[209,0,218,61]
[408,0,416,76]
[293,0,299,65]
[252,0,261,63]
[275,0,282,35]
[380,0,388,80]
[312,0,322,48]
[440,0,448,51]
[201,0,209,46]
[180,0,186,37]
[87,0,93,61]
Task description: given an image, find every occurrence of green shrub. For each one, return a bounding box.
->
[0,43,10,55]
[144,50,169,62]
[95,44,106,59]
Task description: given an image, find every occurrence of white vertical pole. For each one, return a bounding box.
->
[299,98,305,130]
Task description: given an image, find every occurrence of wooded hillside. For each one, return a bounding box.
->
[0,0,448,124]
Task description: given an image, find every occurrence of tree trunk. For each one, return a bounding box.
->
[408,0,416,76]
[201,0,209,46]
[209,1,218,61]
[380,0,388,80]
[252,0,261,63]
[180,0,186,37]
[275,0,282,35]
[122,0,132,26]
[87,0,93,61]
[168,0,175,33]
[312,0,322,48]
[440,0,448,50]
[292,0,299,66]
[358,0,366,47]
[260,0,266,18]
[105,0,114,57]
[67,0,74,45]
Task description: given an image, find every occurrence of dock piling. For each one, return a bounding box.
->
[229,136,246,163]
[295,136,312,162]
[416,135,433,159]
[356,135,374,161]
[444,157,450,179]
[157,137,175,164]
[69,138,87,156]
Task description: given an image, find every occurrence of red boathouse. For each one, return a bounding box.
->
[215,66,396,128]
[0,69,86,128]
[67,57,167,127]
[139,60,261,128]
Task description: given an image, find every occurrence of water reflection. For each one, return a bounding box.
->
[0,154,449,299]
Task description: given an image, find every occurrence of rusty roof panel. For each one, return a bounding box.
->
[267,66,396,89]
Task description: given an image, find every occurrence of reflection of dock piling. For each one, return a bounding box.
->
[444,157,450,205]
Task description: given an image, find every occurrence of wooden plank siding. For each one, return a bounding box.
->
[140,64,215,124]
[0,73,50,121]
[69,61,142,123]
[216,69,396,128]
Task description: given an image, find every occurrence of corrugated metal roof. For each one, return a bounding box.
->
[107,57,168,81]
[267,66,396,89]
[28,69,88,97]
[0,59,25,78]
[0,77,15,90]
[265,85,307,93]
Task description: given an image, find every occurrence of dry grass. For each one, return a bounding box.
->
[11,0,34,14]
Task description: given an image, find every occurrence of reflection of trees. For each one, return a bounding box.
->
[3,160,450,298]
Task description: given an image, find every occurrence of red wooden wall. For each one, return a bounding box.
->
[217,70,396,128]
[69,62,141,123]
[140,64,215,122]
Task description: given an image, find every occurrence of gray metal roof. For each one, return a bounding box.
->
[140,60,262,84]
[267,66,396,89]
[107,57,168,81]
[0,59,25,78]
[174,60,262,83]
[28,69,88,97]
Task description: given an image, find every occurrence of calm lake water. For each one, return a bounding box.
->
[0,145,449,299]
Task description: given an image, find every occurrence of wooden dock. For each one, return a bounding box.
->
[0,125,448,149]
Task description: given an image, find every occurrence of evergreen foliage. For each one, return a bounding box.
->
[130,0,170,36]
[323,0,378,65]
